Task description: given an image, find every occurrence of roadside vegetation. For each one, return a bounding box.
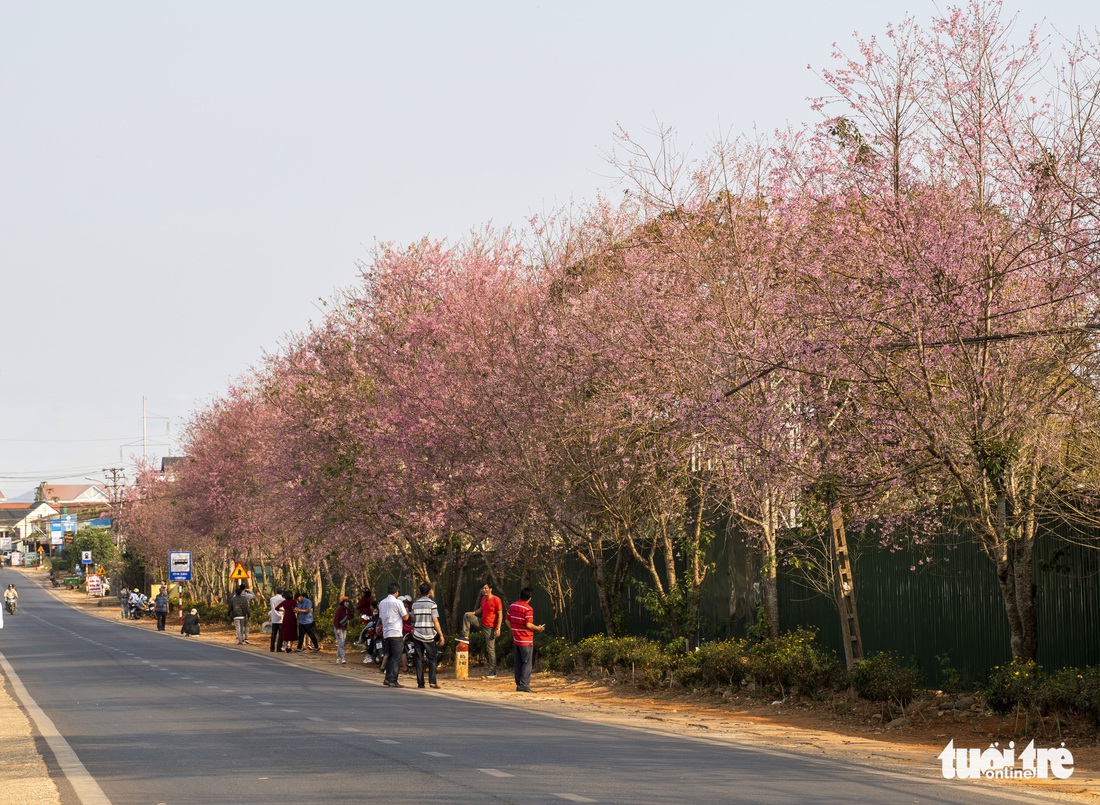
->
[116,1,1100,715]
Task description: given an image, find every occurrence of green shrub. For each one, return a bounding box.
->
[675,639,748,689]
[186,600,228,625]
[935,653,969,695]
[540,637,579,674]
[746,628,844,699]
[1036,667,1100,726]
[983,659,1044,715]
[573,635,672,687]
[850,652,922,706]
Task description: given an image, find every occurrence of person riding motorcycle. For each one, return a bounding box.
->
[3,584,17,613]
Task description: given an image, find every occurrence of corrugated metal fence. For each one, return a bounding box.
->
[451,521,1100,684]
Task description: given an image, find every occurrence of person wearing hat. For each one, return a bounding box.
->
[333,594,353,664]
[181,608,201,636]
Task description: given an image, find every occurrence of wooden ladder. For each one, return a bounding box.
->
[830,505,864,669]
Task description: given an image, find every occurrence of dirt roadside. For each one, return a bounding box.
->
[6,567,1100,803]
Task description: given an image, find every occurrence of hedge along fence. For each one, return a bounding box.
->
[983,660,1100,728]
[536,629,1100,731]
[538,628,849,699]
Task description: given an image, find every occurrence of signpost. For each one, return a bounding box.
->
[86,574,103,596]
[169,551,192,625]
[229,561,249,582]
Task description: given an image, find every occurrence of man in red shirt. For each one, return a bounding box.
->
[460,580,503,678]
[506,586,545,693]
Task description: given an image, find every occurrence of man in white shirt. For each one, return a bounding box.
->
[268,590,285,652]
[378,583,409,688]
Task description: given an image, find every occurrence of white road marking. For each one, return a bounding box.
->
[422,751,450,757]
[0,649,113,805]
[340,727,361,733]
[240,695,254,699]
[307,716,325,722]
[554,795,597,803]
[479,769,514,778]
[378,739,400,744]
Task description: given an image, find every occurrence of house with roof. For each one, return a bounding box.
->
[0,501,59,553]
[37,482,110,506]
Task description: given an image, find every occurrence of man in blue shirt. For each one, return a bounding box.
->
[295,592,320,652]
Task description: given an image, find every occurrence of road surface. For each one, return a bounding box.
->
[0,571,1044,804]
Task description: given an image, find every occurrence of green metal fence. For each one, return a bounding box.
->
[424,520,1100,684]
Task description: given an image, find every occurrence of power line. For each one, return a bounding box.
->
[0,436,144,444]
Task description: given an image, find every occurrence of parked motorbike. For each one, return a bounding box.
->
[357,616,386,665]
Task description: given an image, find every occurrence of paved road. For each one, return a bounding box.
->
[0,571,1036,805]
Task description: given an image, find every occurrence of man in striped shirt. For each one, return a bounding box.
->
[505,587,545,693]
[411,582,445,689]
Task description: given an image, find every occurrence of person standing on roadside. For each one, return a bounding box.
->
[333,594,353,664]
[411,582,444,689]
[119,586,130,619]
[276,591,297,653]
[378,583,409,687]
[153,587,169,631]
[506,587,546,693]
[268,589,285,652]
[295,591,320,652]
[228,583,256,645]
[459,579,503,678]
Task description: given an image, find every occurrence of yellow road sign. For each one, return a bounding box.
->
[229,561,250,581]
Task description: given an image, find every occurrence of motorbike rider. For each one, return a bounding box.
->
[353,589,374,647]
[4,584,18,613]
[129,587,147,618]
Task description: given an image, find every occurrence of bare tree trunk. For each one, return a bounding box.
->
[761,498,780,639]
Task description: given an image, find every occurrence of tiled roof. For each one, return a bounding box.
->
[38,483,109,503]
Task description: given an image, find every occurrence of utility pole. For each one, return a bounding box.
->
[102,468,126,550]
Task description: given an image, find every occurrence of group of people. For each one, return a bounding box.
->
[366,578,545,693]
[256,577,545,694]
[366,581,447,689]
[112,574,548,694]
[117,586,171,630]
[267,588,320,654]
[459,580,546,693]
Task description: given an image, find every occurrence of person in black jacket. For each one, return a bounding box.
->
[228,584,256,644]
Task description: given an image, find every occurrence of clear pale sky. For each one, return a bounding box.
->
[0,1,1094,498]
